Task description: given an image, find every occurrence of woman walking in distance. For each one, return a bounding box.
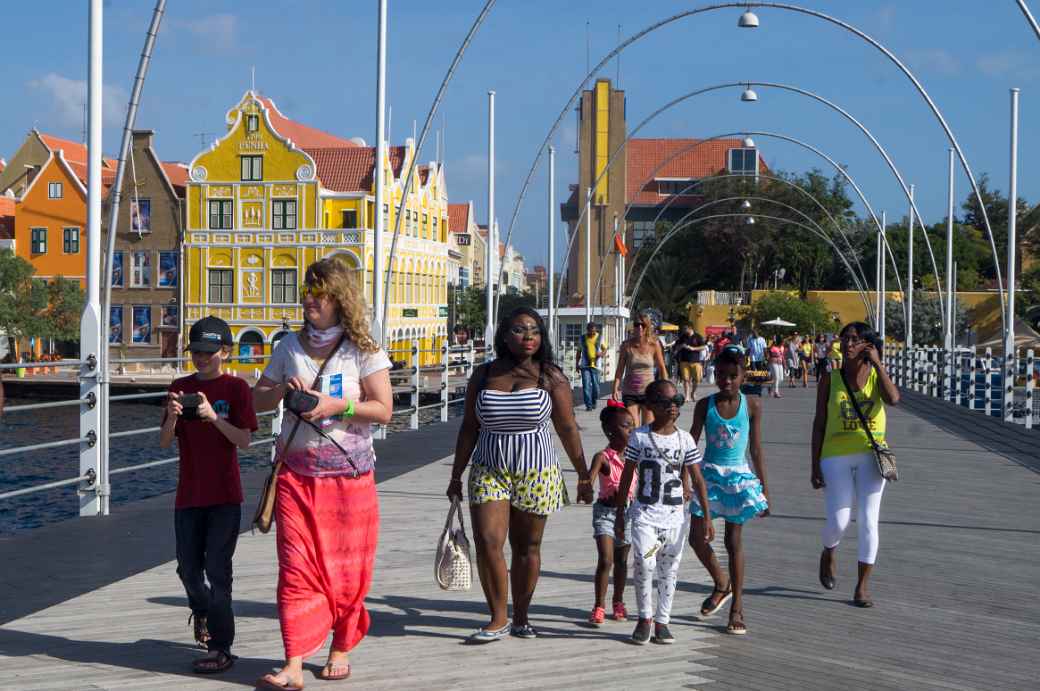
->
[613,310,668,425]
[811,322,899,608]
[447,307,593,643]
[253,257,393,689]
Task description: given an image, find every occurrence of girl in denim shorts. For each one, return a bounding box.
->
[587,403,636,626]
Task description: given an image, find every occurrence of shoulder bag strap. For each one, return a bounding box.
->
[837,367,882,453]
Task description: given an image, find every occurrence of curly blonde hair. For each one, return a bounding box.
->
[304,255,379,352]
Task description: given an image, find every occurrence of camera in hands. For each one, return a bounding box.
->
[283,389,320,415]
[179,393,203,420]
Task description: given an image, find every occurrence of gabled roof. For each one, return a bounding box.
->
[258,96,360,149]
[447,203,470,233]
[305,146,406,193]
[65,160,116,193]
[626,138,768,205]
[37,132,117,169]
[0,196,14,240]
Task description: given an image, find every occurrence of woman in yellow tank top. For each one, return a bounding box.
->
[810,321,900,608]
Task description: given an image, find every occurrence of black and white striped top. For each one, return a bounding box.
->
[471,388,557,474]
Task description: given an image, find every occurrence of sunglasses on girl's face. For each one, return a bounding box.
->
[648,393,685,408]
[509,325,542,337]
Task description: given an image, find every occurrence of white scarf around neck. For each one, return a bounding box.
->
[305,322,345,349]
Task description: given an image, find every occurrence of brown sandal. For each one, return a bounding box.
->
[700,586,732,617]
[192,650,235,674]
[318,661,351,681]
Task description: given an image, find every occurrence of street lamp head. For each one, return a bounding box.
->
[738,10,760,28]
[741,199,752,210]
[742,136,756,148]
[741,87,758,102]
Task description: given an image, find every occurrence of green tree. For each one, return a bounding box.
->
[43,277,85,341]
[455,286,537,335]
[884,291,968,346]
[748,291,833,340]
[0,250,47,350]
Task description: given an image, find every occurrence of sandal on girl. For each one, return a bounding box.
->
[699,586,732,617]
[318,661,351,681]
[726,611,747,635]
[192,650,235,674]
[256,673,304,691]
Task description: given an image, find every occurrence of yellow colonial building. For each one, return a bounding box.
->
[183,91,450,368]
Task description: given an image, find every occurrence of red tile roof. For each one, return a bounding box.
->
[38,132,117,169]
[65,159,115,192]
[305,146,405,193]
[0,159,5,175]
[0,196,14,240]
[258,97,360,149]
[626,138,767,205]
[161,162,189,189]
[448,203,470,233]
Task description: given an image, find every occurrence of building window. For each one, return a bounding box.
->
[632,221,656,249]
[240,155,263,181]
[272,200,297,230]
[109,305,123,343]
[342,209,358,228]
[132,305,151,344]
[130,198,151,233]
[246,114,259,132]
[728,148,758,175]
[63,227,80,254]
[48,182,62,199]
[564,323,582,345]
[31,227,46,254]
[272,268,298,304]
[158,251,178,287]
[111,251,124,287]
[208,199,233,229]
[208,269,233,304]
[238,331,263,364]
[131,251,152,287]
[656,179,698,196]
[459,267,470,289]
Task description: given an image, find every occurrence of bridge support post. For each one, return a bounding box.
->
[1026,349,1035,430]
[440,342,449,423]
[984,347,994,417]
[410,339,420,431]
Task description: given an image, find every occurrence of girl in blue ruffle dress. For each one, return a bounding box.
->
[686,345,770,635]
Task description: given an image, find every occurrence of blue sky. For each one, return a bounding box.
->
[3,1,1038,271]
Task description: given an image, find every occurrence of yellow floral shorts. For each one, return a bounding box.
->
[468,462,568,515]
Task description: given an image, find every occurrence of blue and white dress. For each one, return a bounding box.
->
[690,393,769,524]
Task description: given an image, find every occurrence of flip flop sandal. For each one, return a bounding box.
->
[256,673,304,691]
[726,612,748,636]
[700,587,733,617]
[853,597,874,608]
[318,662,351,681]
[192,650,235,675]
[466,623,511,644]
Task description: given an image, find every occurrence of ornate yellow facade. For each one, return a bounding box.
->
[183,91,450,369]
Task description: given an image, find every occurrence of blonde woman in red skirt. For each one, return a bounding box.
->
[254,256,393,689]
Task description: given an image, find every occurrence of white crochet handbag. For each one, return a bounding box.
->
[435,498,472,591]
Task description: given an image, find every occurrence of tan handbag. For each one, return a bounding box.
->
[252,333,347,533]
[435,498,473,591]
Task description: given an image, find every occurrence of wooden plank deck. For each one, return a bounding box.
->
[1,384,1037,689]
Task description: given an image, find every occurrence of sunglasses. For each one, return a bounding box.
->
[648,393,686,408]
[509,325,542,337]
[301,286,330,301]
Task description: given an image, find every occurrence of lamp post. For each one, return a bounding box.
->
[1005,88,1020,422]
[907,183,915,350]
[485,90,496,348]
[372,0,387,344]
[547,145,556,348]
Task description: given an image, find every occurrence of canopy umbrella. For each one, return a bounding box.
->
[659,322,679,332]
[761,317,797,327]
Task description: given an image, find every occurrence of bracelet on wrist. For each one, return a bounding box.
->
[339,398,356,419]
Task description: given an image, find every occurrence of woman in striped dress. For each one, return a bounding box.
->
[447,307,594,642]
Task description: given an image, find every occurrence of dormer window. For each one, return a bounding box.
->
[728,148,758,175]
[48,182,63,199]
[246,114,259,133]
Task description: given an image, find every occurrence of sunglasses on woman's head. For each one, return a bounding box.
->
[648,393,685,408]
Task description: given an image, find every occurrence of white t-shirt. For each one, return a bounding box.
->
[625,425,702,529]
[262,332,391,477]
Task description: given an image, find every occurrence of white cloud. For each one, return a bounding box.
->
[907,49,960,76]
[28,73,129,128]
[176,13,238,50]
[978,50,1024,76]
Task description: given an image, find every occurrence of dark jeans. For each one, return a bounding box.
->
[580,366,600,410]
[175,503,241,653]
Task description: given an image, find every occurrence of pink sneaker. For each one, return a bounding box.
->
[612,601,628,621]
[588,606,605,626]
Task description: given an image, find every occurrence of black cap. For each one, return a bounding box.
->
[187,316,233,352]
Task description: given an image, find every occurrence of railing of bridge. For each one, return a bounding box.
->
[884,344,1037,429]
[0,342,492,512]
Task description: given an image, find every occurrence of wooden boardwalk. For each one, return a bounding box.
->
[0,384,1037,689]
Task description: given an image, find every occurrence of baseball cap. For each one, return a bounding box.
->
[186,316,233,352]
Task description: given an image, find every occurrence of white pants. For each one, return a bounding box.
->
[769,363,784,394]
[821,452,886,564]
[630,520,686,624]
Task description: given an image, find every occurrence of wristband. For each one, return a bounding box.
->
[339,398,356,419]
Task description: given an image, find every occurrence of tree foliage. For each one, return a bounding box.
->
[455,286,537,335]
[747,291,835,340]
[884,291,968,346]
[0,250,84,349]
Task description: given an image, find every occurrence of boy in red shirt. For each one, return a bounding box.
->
[160,316,257,674]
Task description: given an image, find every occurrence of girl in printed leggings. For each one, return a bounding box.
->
[614,380,712,645]
[811,322,899,607]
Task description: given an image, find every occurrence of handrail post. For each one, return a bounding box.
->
[440,342,449,423]
[1026,349,1035,430]
[984,347,993,417]
[968,348,977,410]
[410,339,420,430]
[954,347,963,406]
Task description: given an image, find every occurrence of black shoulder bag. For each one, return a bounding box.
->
[838,367,898,482]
